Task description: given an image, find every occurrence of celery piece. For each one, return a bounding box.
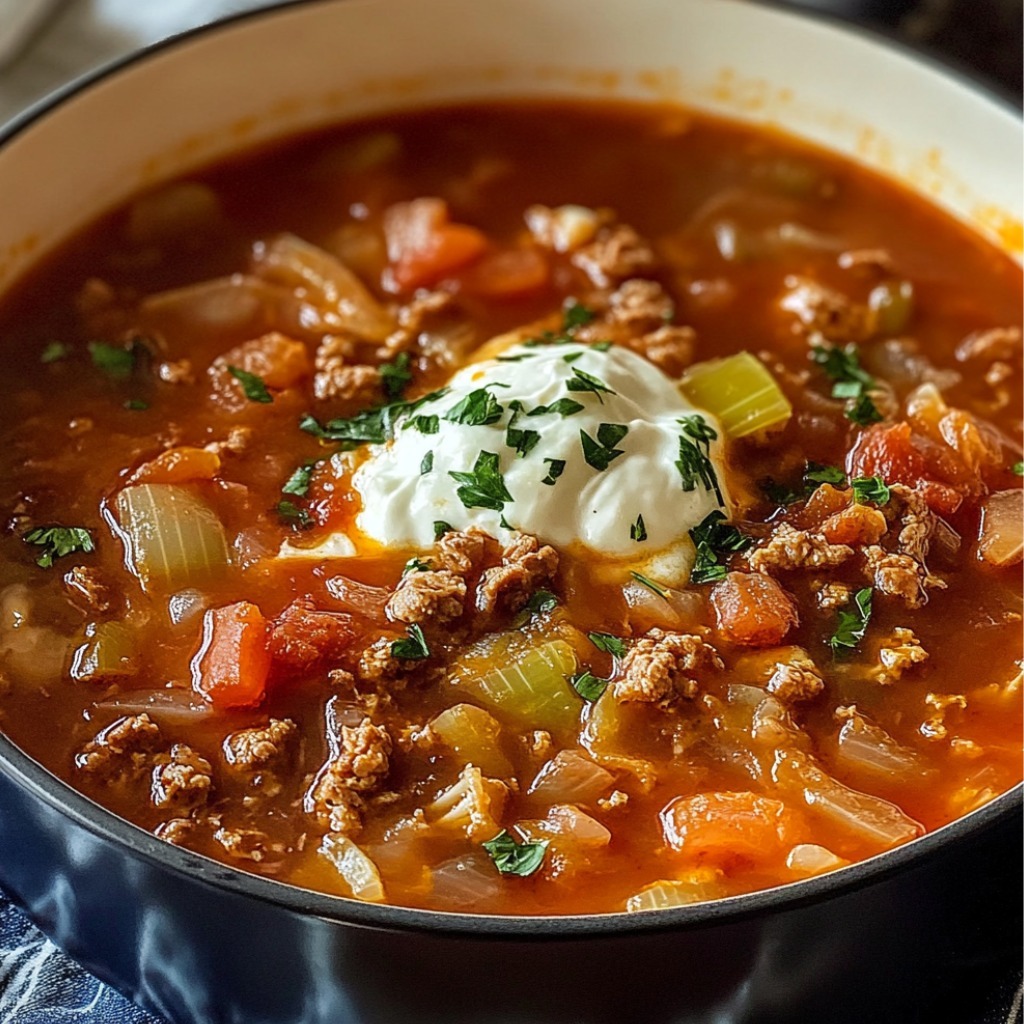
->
[70,621,138,683]
[114,484,230,594]
[679,352,792,439]
[430,703,514,778]
[625,870,726,912]
[452,636,579,734]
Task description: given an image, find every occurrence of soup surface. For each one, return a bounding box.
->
[0,102,1020,916]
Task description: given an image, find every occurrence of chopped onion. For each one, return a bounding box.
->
[835,712,933,782]
[140,274,282,335]
[786,843,849,878]
[430,853,501,908]
[680,352,792,439]
[426,764,507,841]
[324,574,390,623]
[623,580,704,632]
[319,834,386,903]
[978,490,1023,567]
[112,484,231,593]
[70,621,138,683]
[126,182,222,248]
[542,804,611,848]
[527,749,614,805]
[95,686,212,722]
[625,870,726,912]
[252,233,395,342]
[430,703,513,778]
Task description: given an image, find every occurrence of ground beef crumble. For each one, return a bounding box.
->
[75,714,162,780]
[875,627,930,685]
[476,532,558,614]
[614,629,722,703]
[150,743,213,813]
[749,523,854,573]
[766,648,825,702]
[386,568,467,625]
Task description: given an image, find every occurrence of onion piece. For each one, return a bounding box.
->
[430,853,501,908]
[786,843,849,878]
[319,834,386,903]
[625,870,726,912]
[623,580,704,633]
[977,490,1023,567]
[112,484,231,593]
[324,574,390,623]
[527,749,614,806]
[430,703,513,779]
[835,712,933,782]
[140,273,284,336]
[252,233,395,342]
[425,764,508,842]
[94,687,212,722]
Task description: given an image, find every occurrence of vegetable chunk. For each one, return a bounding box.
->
[192,601,272,709]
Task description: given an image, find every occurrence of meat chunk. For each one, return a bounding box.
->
[778,276,869,344]
[876,627,930,685]
[63,565,116,613]
[210,332,311,408]
[749,523,853,574]
[955,326,1021,364]
[920,692,967,741]
[607,278,674,326]
[814,581,852,610]
[613,628,722,702]
[204,426,252,456]
[820,505,888,547]
[633,324,696,377]
[863,547,941,609]
[214,827,281,864]
[386,568,466,625]
[358,637,407,684]
[425,764,509,841]
[314,360,382,403]
[150,744,213,813]
[572,224,657,287]
[476,532,558,614]
[155,817,198,845]
[766,648,825,702]
[711,572,799,647]
[75,714,161,780]
[890,483,936,564]
[224,718,298,771]
[436,527,489,575]
[269,597,355,674]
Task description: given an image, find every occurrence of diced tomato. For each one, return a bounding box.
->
[461,246,550,299]
[661,791,807,866]
[710,571,798,647]
[269,596,355,674]
[384,197,488,291]
[192,601,271,709]
[132,446,221,485]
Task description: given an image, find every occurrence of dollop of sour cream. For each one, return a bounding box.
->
[349,342,731,576]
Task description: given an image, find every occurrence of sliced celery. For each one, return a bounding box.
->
[625,870,726,912]
[451,635,579,735]
[70,621,138,683]
[114,484,230,594]
[679,351,792,439]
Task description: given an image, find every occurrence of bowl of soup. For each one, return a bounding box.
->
[0,1,1020,1021]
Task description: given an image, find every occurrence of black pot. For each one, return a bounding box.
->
[0,4,1020,1022]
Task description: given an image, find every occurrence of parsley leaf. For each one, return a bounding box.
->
[89,341,136,380]
[689,510,752,585]
[631,571,667,598]
[563,301,597,331]
[301,388,449,449]
[804,462,847,487]
[678,413,718,448]
[676,436,723,505]
[580,422,629,472]
[527,398,585,418]
[631,514,647,542]
[851,476,891,505]
[391,623,430,661]
[562,352,584,365]
[123,398,149,411]
[229,365,273,404]
[570,670,609,703]
[408,414,440,434]
[403,557,432,575]
[541,458,566,486]
[589,632,627,658]
[1014,461,1024,477]
[449,451,513,512]
[505,405,541,459]
[276,500,313,530]
[420,451,434,475]
[590,340,613,352]
[41,341,70,364]
[761,478,802,506]
[526,589,558,614]
[444,387,504,426]
[23,526,95,568]
[433,520,453,540]
[811,344,882,426]
[846,392,883,426]
[380,352,413,401]
[482,830,548,877]
[566,366,616,403]
[829,587,873,654]
[282,461,319,497]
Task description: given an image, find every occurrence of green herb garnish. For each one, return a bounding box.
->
[804,462,847,487]
[563,301,597,331]
[505,405,541,459]
[580,426,627,472]
[123,398,149,411]
[829,587,873,653]
[688,510,752,585]
[276,500,313,530]
[391,623,430,661]
[851,476,890,505]
[420,451,434,475]
[1013,461,1024,477]
[444,387,504,426]
[482,830,548,877]
[23,526,95,568]
[407,414,440,435]
[631,571,667,598]
[282,461,318,497]
[811,344,882,426]
[380,352,413,401]
[527,398,585,418]
[566,366,616,403]
[589,632,627,658]
[228,365,273,404]
[570,671,609,703]
[433,520,453,540]
[631,514,647,542]
[449,451,513,512]
[846,392,884,426]
[526,589,558,614]
[403,557,432,574]
[541,459,566,486]
[89,341,136,380]
[41,341,70,364]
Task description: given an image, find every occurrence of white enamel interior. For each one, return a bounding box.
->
[0,0,1021,295]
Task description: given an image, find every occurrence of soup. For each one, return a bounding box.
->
[0,101,1019,915]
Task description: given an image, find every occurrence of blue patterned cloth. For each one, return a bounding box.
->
[0,893,163,1024]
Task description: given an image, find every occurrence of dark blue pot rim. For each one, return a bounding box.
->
[0,0,1019,941]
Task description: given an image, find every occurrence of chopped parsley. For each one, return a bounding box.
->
[282,461,319,497]
[276,500,313,530]
[1014,461,1024,476]
[630,571,667,598]
[482,830,548,877]
[589,632,627,658]
[811,343,882,426]
[562,351,585,365]
[89,341,136,380]
[420,451,434,475]
[391,623,430,661]
[570,670,609,703]
[562,301,597,330]
[123,398,149,411]
[525,589,558,614]
[804,462,846,487]
[760,478,802,506]
[828,587,873,654]
[444,387,504,426]
[590,340,613,352]
[301,388,449,449]
[541,458,566,486]
[675,435,723,506]
[22,526,95,568]
[41,341,70,364]
[527,398,584,418]
[689,510,752,585]
[407,414,440,434]
[580,425,628,472]
[566,366,616,403]
[380,352,413,401]
[763,462,847,506]
[505,405,541,459]
[403,557,432,574]
[229,365,273,404]
[449,451,513,512]
[630,514,647,542]
[851,476,891,505]
[433,520,453,540]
